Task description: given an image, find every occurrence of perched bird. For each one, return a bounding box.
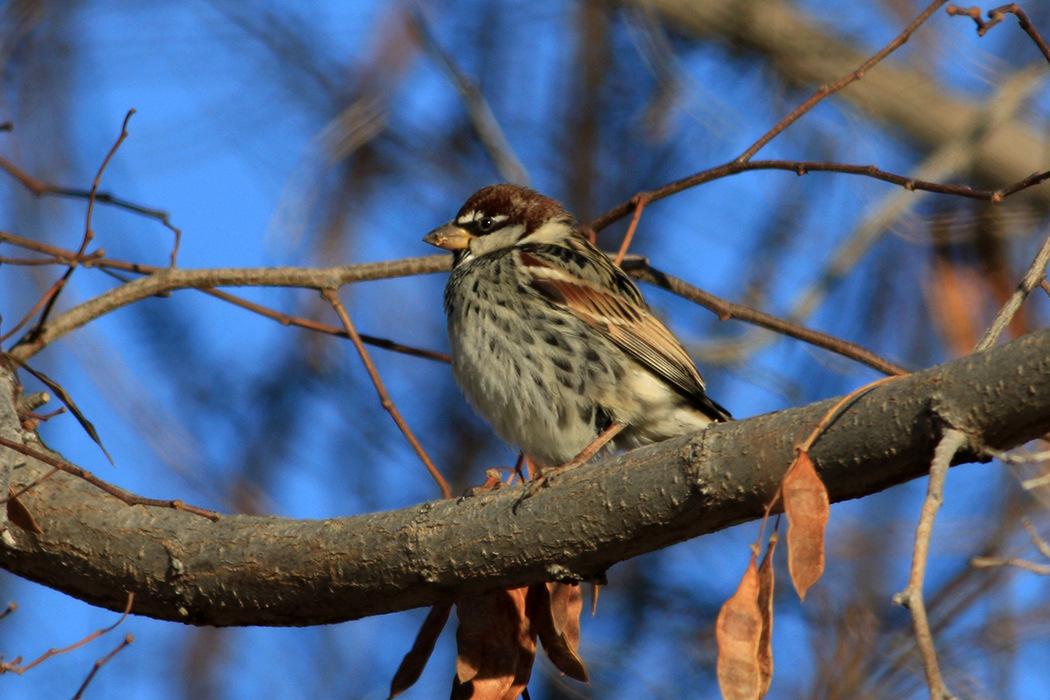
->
[424,183,730,471]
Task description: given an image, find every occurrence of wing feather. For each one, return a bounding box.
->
[518,246,710,402]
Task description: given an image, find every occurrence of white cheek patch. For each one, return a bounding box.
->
[469,224,526,256]
[519,219,573,245]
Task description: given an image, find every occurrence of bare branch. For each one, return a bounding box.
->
[621,259,909,376]
[322,289,451,500]
[69,634,133,700]
[975,229,1050,351]
[0,435,218,521]
[4,255,452,363]
[893,428,969,700]
[737,0,948,163]
[28,110,138,340]
[587,159,1050,234]
[1,329,1046,626]
[0,154,180,241]
[948,4,1050,64]
[0,593,134,675]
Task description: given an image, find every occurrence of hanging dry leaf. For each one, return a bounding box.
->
[452,587,535,700]
[528,582,588,682]
[12,360,114,465]
[716,553,763,700]
[756,533,777,698]
[783,451,829,602]
[6,486,43,534]
[389,603,453,699]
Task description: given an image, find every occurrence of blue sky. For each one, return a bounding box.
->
[2,1,1049,698]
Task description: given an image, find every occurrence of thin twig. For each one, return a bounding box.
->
[621,259,909,376]
[0,154,180,243]
[893,428,968,700]
[0,436,220,520]
[0,283,62,343]
[983,445,1050,465]
[613,195,648,267]
[970,519,1050,574]
[948,4,1050,64]
[321,289,452,499]
[0,233,449,362]
[586,158,1050,234]
[736,0,948,163]
[974,229,1050,351]
[69,634,133,700]
[969,556,1050,575]
[1,593,134,675]
[27,111,135,340]
[195,286,449,363]
[1023,518,1050,561]
[0,602,16,622]
[0,466,60,505]
[3,253,452,363]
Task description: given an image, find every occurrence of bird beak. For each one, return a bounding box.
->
[423,223,473,251]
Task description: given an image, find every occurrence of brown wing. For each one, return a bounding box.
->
[519,247,714,406]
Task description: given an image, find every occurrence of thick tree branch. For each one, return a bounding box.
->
[1,330,1048,627]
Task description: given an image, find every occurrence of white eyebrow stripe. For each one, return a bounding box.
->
[456,212,510,226]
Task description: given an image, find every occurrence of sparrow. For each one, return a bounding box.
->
[424,183,730,471]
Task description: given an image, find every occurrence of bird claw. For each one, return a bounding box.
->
[458,468,508,502]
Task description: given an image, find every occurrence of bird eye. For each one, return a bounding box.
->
[477,216,496,232]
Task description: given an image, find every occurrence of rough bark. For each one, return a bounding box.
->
[1,330,1048,627]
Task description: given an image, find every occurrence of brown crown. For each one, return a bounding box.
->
[457,183,574,232]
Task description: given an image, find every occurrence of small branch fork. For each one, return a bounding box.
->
[0,592,134,675]
[971,518,1050,574]
[25,111,137,344]
[321,289,452,500]
[586,0,1049,236]
[0,231,904,377]
[0,229,451,364]
[948,4,1050,63]
[586,158,1050,237]
[0,436,219,521]
[621,259,909,376]
[737,0,949,164]
[893,428,969,700]
[974,228,1050,352]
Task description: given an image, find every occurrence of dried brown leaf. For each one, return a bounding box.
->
[784,451,829,602]
[12,360,114,465]
[6,486,43,534]
[528,582,588,682]
[756,533,777,698]
[389,603,452,699]
[716,553,763,700]
[452,587,535,700]
[926,256,983,355]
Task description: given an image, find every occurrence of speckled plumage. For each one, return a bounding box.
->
[425,184,730,466]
